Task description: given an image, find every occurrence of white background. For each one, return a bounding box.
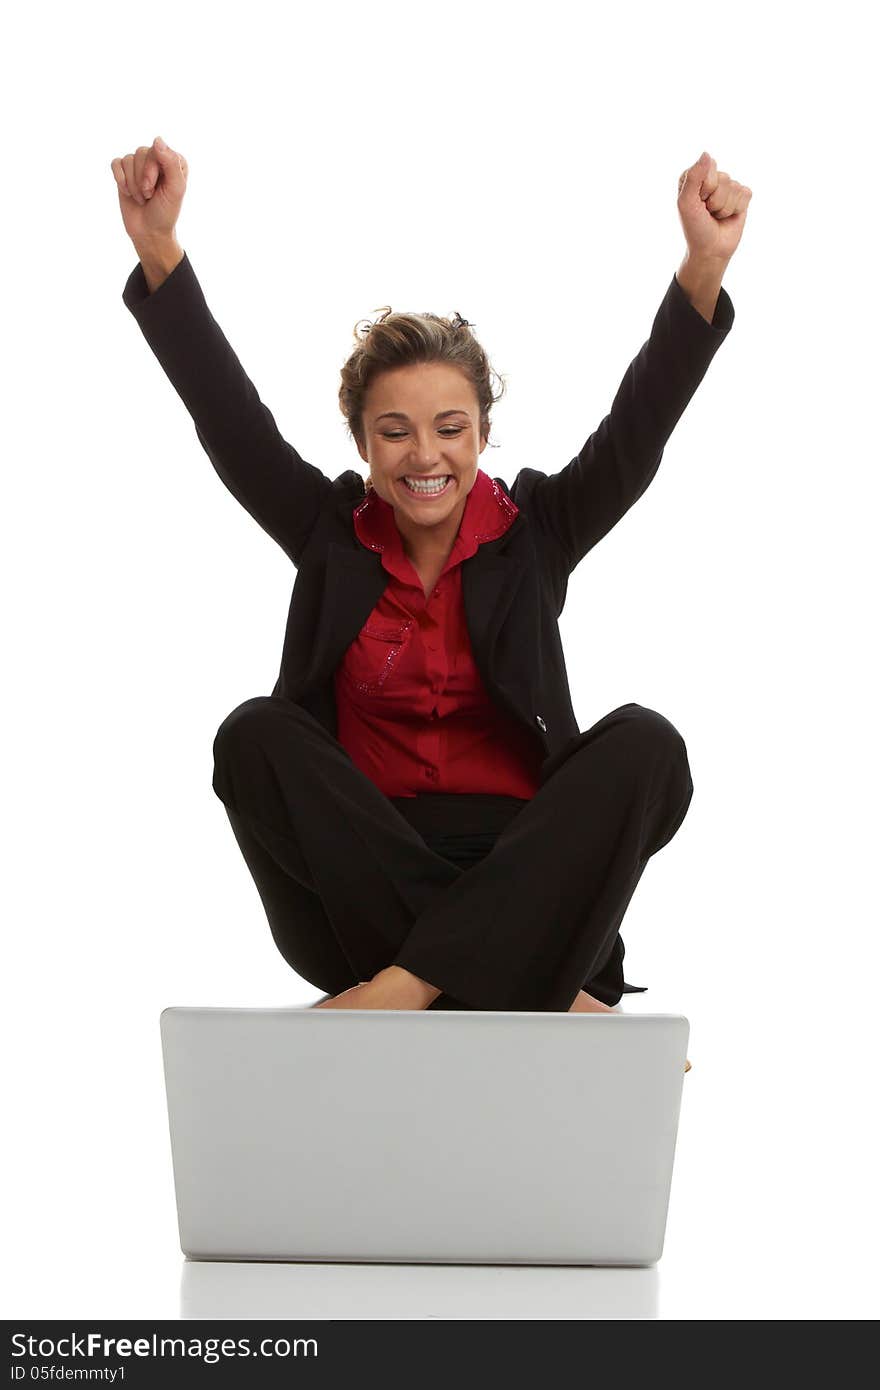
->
[3,0,877,1322]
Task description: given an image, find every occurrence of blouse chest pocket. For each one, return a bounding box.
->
[341,618,415,695]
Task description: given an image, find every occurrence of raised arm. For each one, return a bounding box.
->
[527,263,734,576]
[525,151,750,578]
[113,138,331,568]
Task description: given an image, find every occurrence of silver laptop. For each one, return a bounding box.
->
[160,1007,689,1266]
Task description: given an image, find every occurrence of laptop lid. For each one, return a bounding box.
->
[160,1008,689,1266]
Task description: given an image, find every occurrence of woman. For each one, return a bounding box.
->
[111,137,750,1046]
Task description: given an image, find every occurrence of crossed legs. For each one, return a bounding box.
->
[212,696,694,1024]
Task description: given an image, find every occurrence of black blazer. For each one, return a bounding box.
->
[122,251,734,789]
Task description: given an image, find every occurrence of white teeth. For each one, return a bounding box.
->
[402,475,451,494]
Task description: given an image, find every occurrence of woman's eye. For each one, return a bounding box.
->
[382,428,463,439]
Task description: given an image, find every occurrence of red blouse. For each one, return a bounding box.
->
[333,468,544,799]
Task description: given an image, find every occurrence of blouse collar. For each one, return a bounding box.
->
[352,467,519,586]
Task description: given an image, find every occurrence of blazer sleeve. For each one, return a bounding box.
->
[528,270,735,575]
[121,251,332,567]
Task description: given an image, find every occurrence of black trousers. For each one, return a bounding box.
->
[210,698,694,1012]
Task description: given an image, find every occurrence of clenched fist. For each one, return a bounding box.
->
[110,136,188,244]
[677,151,752,266]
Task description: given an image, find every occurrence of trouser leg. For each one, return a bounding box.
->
[211,696,474,988]
[212,696,693,1013]
[222,804,366,996]
[391,702,694,1011]
[220,799,511,1008]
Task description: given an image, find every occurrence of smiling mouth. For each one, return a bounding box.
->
[399,475,454,497]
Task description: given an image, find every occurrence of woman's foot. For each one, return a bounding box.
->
[568,989,618,1014]
[313,965,441,1010]
[569,990,692,1071]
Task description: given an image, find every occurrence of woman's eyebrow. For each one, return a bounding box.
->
[374,409,470,423]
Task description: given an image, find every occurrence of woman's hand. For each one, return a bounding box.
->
[677,151,752,268]
[110,136,188,244]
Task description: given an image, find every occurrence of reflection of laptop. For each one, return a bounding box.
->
[160,1008,689,1267]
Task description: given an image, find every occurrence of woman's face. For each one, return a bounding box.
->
[356,362,487,536]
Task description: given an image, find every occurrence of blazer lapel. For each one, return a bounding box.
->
[465,541,541,735]
[462,551,517,658]
[298,519,536,729]
[301,545,389,691]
